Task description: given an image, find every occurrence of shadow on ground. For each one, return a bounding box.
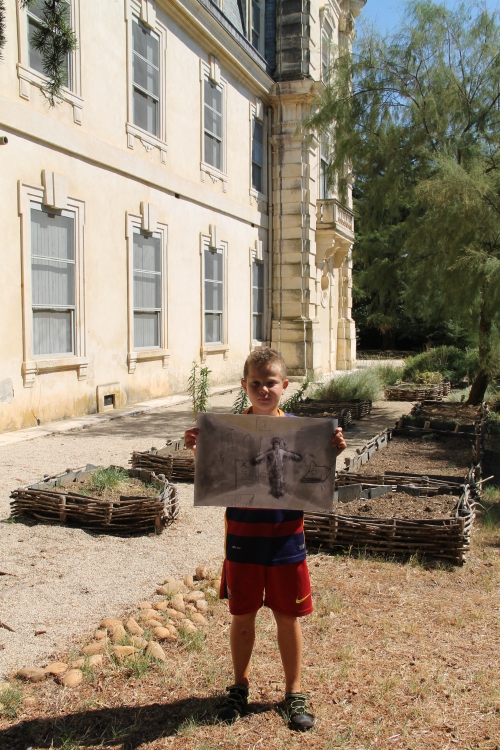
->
[0,697,277,749]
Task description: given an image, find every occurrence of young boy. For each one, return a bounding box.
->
[185,347,346,730]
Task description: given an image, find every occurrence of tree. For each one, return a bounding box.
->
[308,0,500,403]
[0,1,76,105]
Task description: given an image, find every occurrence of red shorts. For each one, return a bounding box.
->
[220,559,313,617]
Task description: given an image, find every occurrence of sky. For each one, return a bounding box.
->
[359,0,500,33]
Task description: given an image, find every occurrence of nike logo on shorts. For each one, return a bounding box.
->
[296,594,311,604]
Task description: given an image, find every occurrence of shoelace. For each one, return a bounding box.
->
[285,693,311,716]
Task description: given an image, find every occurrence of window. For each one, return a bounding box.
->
[31,206,76,356]
[27,0,72,88]
[251,0,262,52]
[252,117,264,193]
[321,19,333,84]
[204,78,223,171]
[252,261,265,341]
[133,230,162,349]
[132,18,160,137]
[204,246,224,343]
[319,137,330,199]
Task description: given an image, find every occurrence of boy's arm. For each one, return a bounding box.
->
[332,427,347,457]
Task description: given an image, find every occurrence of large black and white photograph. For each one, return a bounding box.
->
[194,413,337,511]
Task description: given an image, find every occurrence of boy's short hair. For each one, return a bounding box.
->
[243,347,287,380]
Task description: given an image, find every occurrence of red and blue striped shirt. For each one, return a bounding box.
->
[224,409,306,567]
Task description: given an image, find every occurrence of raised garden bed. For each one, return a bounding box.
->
[131,443,195,482]
[398,401,480,435]
[292,399,372,420]
[10,465,179,535]
[384,383,449,401]
[336,470,466,496]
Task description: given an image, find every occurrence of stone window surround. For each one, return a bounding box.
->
[200,56,228,191]
[319,4,338,84]
[16,0,83,124]
[200,228,229,362]
[126,204,170,374]
[248,0,265,56]
[18,175,87,388]
[126,0,168,163]
[249,99,268,206]
[249,239,265,348]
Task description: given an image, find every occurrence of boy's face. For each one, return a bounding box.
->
[242,363,289,416]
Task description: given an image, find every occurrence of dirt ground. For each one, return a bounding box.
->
[338,492,458,520]
[357,436,475,479]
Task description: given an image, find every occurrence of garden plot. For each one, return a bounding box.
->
[354,435,473,478]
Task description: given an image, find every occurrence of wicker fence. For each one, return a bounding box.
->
[131,445,195,482]
[384,382,450,401]
[10,465,179,535]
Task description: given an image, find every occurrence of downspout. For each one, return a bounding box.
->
[266,104,274,345]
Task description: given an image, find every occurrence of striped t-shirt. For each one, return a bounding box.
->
[224,409,306,567]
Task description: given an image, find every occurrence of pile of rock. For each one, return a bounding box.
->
[13,565,221,688]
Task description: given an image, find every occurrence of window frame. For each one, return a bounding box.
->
[126,1,168,163]
[19,180,87,387]
[200,59,228,188]
[200,233,229,362]
[251,259,265,343]
[248,0,265,55]
[249,243,266,346]
[249,101,267,205]
[126,211,169,373]
[16,0,83,124]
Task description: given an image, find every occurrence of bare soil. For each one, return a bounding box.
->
[358,436,474,478]
[51,476,160,503]
[339,492,458,520]
[415,403,481,422]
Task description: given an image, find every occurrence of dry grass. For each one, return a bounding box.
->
[1,513,499,750]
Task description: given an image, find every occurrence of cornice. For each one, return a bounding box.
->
[158,0,274,96]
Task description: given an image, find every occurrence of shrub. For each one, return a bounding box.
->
[314,369,382,403]
[403,346,478,384]
[281,381,312,413]
[372,363,405,387]
[416,371,443,384]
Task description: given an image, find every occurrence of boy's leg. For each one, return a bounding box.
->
[230,611,258,687]
[273,611,302,693]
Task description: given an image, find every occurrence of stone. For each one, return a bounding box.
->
[130,636,147,649]
[166,624,178,636]
[196,600,209,613]
[69,658,85,669]
[112,645,137,658]
[153,627,176,641]
[146,641,166,661]
[185,604,197,613]
[82,640,106,656]
[205,587,217,597]
[157,580,185,596]
[185,591,205,603]
[100,617,122,630]
[94,629,108,640]
[181,621,197,634]
[146,618,164,629]
[139,609,158,621]
[183,574,194,588]
[110,624,127,643]
[61,669,83,687]
[0,682,11,693]
[16,668,47,683]
[126,618,144,636]
[191,613,207,626]
[138,601,153,609]
[153,601,168,611]
[170,595,185,613]
[44,662,68,677]
[195,565,209,580]
[166,609,185,621]
[89,654,103,667]
[210,578,221,590]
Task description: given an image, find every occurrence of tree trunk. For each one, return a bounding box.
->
[466,305,492,406]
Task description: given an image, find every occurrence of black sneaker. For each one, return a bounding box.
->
[284,692,315,731]
[217,684,249,723]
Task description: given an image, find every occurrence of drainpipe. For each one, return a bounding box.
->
[266,104,274,346]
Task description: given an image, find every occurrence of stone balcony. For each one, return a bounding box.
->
[315,199,355,266]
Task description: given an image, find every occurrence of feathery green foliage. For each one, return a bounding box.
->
[314,369,382,403]
[372,363,405,386]
[231,386,250,414]
[1,2,76,105]
[86,467,129,495]
[281,381,311,413]
[307,1,500,404]
[188,363,211,420]
[403,346,479,384]
[0,1,6,61]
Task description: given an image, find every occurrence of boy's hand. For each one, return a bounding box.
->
[332,427,346,456]
[185,427,200,451]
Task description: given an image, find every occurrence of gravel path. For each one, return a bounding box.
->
[0,393,408,678]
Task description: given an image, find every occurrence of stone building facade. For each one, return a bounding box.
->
[0,0,364,432]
